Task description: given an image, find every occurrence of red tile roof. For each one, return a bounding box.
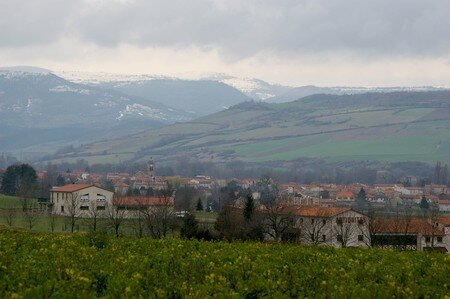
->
[373,218,444,236]
[336,188,355,199]
[284,206,351,217]
[438,216,450,226]
[114,196,174,207]
[50,184,93,193]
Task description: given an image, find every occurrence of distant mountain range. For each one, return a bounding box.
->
[0,70,192,156]
[50,90,450,165]
[56,70,449,103]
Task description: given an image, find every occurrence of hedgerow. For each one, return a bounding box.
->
[0,229,448,298]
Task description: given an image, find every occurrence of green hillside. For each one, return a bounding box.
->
[52,91,450,165]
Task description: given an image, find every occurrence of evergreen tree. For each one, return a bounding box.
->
[419,195,429,211]
[1,164,37,197]
[434,162,442,184]
[356,187,367,211]
[196,198,203,211]
[180,213,199,239]
[243,193,255,221]
[55,175,66,186]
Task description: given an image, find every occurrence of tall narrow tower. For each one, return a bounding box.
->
[147,157,155,178]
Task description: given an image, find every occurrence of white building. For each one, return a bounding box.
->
[438,199,450,215]
[268,206,369,248]
[50,184,114,217]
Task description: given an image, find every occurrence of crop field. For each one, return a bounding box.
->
[0,229,449,298]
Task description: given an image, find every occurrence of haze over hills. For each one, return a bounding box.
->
[52,90,450,166]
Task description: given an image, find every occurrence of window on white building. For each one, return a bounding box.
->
[358,235,363,242]
[437,237,443,243]
[61,206,64,213]
[80,193,89,201]
[97,206,106,211]
[96,194,106,201]
[80,206,89,211]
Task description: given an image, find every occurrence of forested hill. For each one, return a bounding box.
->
[50,90,450,165]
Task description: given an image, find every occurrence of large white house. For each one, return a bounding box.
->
[265,206,369,248]
[50,184,114,217]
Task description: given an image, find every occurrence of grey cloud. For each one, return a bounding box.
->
[2,0,450,59]
[0,0,82,46]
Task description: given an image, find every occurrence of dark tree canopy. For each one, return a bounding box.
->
[419,196,429,210]
[243,193,255,221]
[196,198,203,211]
[1,164,38,197]
[356,187,368,212]
[180,213,199,239]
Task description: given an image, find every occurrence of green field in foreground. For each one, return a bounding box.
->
[0,229,448,298]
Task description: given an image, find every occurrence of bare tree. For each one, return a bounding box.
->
[3,207,16,227]
[263,204,295,242]
[129,197,146,238]
[106,201,126,237]
[48,210,57,232]
[87,200,106,232]
[299,216,329,245]
[426,203,441,249]
[215,205,247,240]
[23,208,39,231]
[333,217,358,248]
[144,197,176,238]
[66,193,81,233]
[358,208,380,247]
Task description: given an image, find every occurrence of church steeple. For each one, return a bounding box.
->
[147,157,155,178]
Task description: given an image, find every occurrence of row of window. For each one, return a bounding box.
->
[311,234,365,242]
[54,193,107,202]
[80,193,107,201]
[60,205,106,212]
[80,206,106,211]
[298,218,365,226]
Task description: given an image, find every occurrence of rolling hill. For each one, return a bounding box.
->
[50,91,450,165]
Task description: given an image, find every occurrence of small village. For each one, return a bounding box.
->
[2,158,448,253]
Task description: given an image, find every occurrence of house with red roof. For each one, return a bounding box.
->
[50,184,114,217]
[113,196,175,218]
[267,205,369,248]
[372,218,447,252]
[335,188,355,201]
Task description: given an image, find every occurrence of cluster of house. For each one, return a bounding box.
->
[275,183,450,214]
[49,181,450,252]
[51,160,223,197]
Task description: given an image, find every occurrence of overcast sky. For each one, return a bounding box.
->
[1,0,450,86]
